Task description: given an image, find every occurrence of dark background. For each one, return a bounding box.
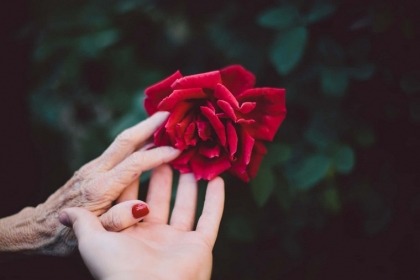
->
[1,0,420,279]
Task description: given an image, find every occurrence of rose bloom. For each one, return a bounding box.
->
[144,65,286,181]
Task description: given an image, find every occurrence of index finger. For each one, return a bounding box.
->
[98,112,169,171]
[196,177,225,247]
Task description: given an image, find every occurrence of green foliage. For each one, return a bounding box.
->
[321,67,349,97]
[332,145,355,174]
[25,0,402,277]
[288,154,331,190]
[270,27,308,75]
[304,2,336,24]
[257,6,299,30]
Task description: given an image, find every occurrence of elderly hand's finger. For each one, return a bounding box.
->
[116,177,140,203]
[59,208,105,238]
[103,146,180,198]
[99,112,170,171]
[99,200,149,232]
[196,177,225,247]
[169,173,198,231]
[143,165,173,224]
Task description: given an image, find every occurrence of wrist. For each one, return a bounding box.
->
[0,203,76,256]
[0,207,38,254]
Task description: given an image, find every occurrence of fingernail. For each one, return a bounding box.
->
[59,212,72,227]
[132,204,149,219]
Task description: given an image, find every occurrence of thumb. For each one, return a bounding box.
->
[100,200,150,232]
[59,207,105,239]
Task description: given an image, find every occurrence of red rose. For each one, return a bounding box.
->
[144,65,286,181]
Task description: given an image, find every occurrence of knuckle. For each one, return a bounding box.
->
[116,129,134,146]
[103,211,123,231]
[81,180,103,202]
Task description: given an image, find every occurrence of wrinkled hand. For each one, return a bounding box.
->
[9,112,181,256]
[60,165,225,280]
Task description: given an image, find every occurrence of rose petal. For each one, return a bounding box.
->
[199,142,221,158]
[236,88,286,141]
[237,119,256,125]
[184,122,197,147]
[157,88,207,111]
[190,154,231,180]
[226,121,238,159]
[174,114,194,150]
[236,88,286,116]
[217,100,237,121]
[214,83,239,109]
[247,141,267,178]
[239,102,256,114]
[196,119,212,141]
[229,128,255,179]
[200,106,227,146]
[220,65,256,96]
[154,121,170,146]
[171,71,222,90]
[172,148,196,173]
[144,70,183,115]
[165,102,194,145]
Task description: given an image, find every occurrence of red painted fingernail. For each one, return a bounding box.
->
[132,204,149,219]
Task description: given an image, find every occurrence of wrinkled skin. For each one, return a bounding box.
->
[144,65,286,182]
[0,112,181,256]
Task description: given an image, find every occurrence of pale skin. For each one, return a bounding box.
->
[0,112,182,256]
[61,167,225,280]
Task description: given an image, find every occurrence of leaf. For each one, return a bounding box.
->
[270,27,308,75]
[347,64,376,80]
[265,143,293,164]
[78,29,120,57]
[321,67,349,97]
[257,5,299,30]
[250,164,274,207]
[305,3,336,24]
[292,154,331,190]
[332,145,355,174]
[304,112,338,149]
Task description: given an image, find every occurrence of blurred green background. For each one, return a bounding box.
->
[1,0,420,279]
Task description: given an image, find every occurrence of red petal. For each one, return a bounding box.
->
[217,100,237,121]
[196,119,212,141]
[190,154,231,180]
[247,141,267,178]
[236,88,286,141]
[184,123,197,147]
[199,142,221,158]
[157,88,207,111]
[226,121,238,159]
[220,65,256,96]
[171,71,222,90]
[154,121,170,146]
[144,71,183,115]
[165,102,194,145]
[174,114,194,150]
[239,102,256,114]
[200,106,227,146]
[214,83,239,109]
[172,148,196,173]
[229,128,255,179]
